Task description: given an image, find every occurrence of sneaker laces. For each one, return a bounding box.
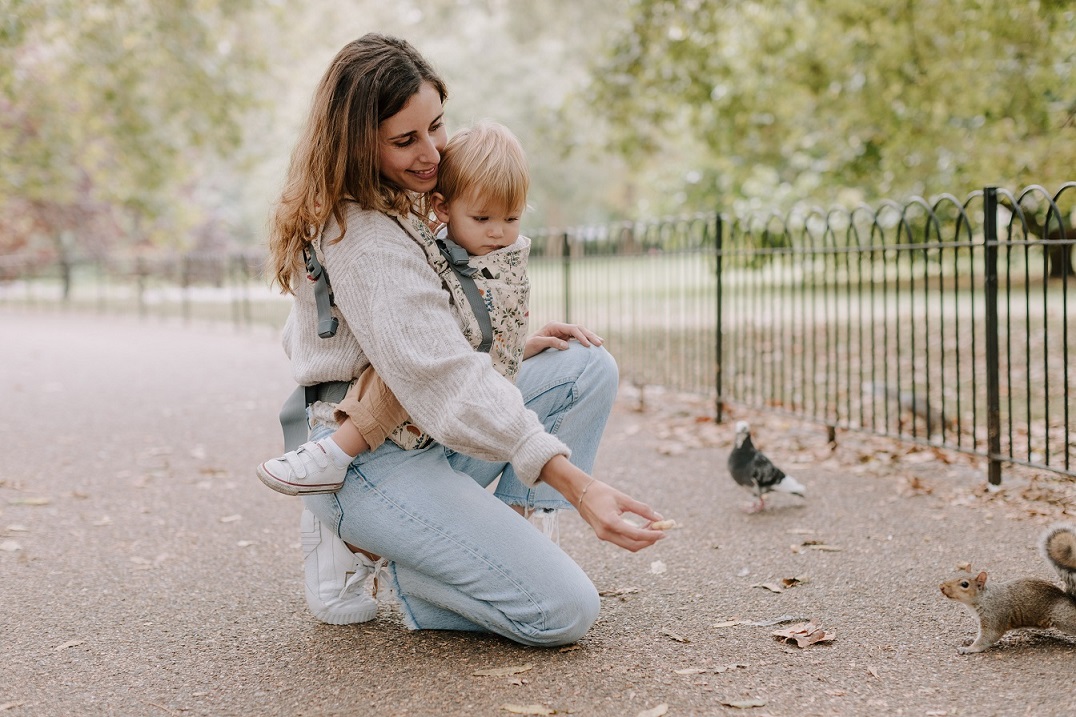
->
[527,507,561,544]
[370,558,394,601]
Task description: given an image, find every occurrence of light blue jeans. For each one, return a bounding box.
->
[302,343,618,646]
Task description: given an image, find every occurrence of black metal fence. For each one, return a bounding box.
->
[2,184,1073,482]
[529,184,1075,482]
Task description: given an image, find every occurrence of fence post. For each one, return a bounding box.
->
[562,231,571,324]
[983,187,1003,485]
[714,212,724,422]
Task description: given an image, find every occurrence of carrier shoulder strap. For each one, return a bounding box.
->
[303,238,338,339]
[436,235,494,353]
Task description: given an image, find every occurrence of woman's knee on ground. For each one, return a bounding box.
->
[520,579,601,647]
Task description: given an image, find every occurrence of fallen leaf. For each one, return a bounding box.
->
[713,663,748,673]
[662,630,691,643]
[5,525,28,532]
[636,705,668,717]
[219,514,241,523]
[55,640,83,652]
[237,540,256,548]
[0,702,26,711]
[598,587,639,598]
[558,645,581,653]
[712,620,745,628]
[799,541,842,552]
[500,704,554,715]
[719,699,766,709]
[773,621,835,648]
[650,560,667,574]
[753,582,784,594]
[12,497,50,506]
[0,540,21,552]
[867,666,879,678]
[780,576,808,588]
[473,664,534,677]
[748,615,808,627]
[826,689,847,697]
[674,667,708,675]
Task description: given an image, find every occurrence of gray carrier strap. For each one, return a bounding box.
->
[436,236,494,353]
[279,380,352,451]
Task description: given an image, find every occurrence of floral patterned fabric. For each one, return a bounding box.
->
[386,217,531,450]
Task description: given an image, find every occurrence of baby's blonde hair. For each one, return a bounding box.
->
[437,121,529,213]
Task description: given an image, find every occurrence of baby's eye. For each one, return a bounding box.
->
[507,217,520,223]
[472,216,489,222]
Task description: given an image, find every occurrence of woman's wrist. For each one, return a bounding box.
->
[538,454,593,506]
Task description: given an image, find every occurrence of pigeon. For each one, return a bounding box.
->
[727,421,806,512]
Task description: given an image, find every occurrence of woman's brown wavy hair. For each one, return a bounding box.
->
[268,34,447,293]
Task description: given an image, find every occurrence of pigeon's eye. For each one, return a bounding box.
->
[960,581,969,588]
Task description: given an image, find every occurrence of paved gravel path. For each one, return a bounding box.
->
[2,309,1074,717]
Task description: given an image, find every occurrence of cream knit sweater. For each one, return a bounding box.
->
[281,203,570,487]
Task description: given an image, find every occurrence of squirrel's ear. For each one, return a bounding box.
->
[975,571,988,587]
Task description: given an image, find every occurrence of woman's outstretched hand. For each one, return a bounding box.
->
[576,479,666,552]
[539,455,665,553]
[523,322,604,360]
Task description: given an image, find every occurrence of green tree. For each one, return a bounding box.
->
[583,0,1076,213]
[0,0,268,259]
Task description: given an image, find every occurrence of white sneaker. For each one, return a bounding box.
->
[300,509,377,625]
[257,440,348,496]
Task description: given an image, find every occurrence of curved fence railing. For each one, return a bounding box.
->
[2,184,1073,482]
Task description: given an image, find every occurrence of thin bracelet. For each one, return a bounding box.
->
[577,478,597,510]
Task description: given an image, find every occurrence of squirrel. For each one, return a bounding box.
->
[939,523,1076,654]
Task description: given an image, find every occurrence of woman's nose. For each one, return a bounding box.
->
[419,135,440,163]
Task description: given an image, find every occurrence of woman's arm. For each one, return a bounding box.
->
[539,455,666,552]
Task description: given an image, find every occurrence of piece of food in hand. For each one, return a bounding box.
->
[650,519,677,530]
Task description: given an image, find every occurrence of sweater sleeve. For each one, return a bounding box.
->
[324,210,569,485]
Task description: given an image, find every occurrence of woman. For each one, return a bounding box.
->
[269,33,665,646]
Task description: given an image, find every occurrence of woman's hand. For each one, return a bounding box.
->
[523,322,605,360]
[576,479,666,552]
[538,455,665,552]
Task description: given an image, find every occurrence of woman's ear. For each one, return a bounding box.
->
[431,192,450,224]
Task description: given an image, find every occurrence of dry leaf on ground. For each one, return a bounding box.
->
[773,621,835,648]
[748,614,808,627]
[473,664,534,677]
[720,698,767,709]
[753,582,784,594]
[500,704,554,715]
[662,630,690,643]
[55,640,83,652]
[598,587,639,598]
[636,704,668,717]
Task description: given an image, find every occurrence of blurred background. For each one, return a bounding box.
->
[2,0,1073,262]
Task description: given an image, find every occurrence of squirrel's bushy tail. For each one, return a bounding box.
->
[1041,523,1076,595]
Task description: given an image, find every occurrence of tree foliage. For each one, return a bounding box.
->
[0,0,267,256]
[584,0,1076,213]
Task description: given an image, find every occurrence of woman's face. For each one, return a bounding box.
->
[378,82,447,194]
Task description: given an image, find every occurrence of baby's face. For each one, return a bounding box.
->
[440,193,523,256]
